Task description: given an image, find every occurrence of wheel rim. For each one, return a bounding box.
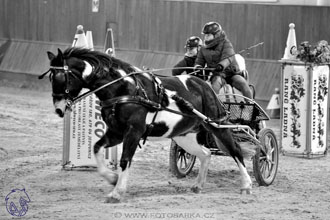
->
[258,132,278,183]
[176,147,195,174]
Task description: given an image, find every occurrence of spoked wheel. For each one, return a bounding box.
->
[253,128,279,186]
[169,140,196,178]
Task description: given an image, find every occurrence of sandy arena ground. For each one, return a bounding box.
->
[1,81,330,220]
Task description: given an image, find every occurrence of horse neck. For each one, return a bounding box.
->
[89,72,159,102]
[86,76,132,102]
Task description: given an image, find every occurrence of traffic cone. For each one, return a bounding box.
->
[86,31,94,50]
[266,88,281,119]
[282,23,297,60]
[72,25,88,48]
[104,28,115,56]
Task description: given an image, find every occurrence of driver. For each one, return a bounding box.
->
[194,21,252,99]
[172,36,208,80]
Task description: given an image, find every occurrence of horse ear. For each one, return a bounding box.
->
[47,51,56,61]
[57,48,64,63]
[57,48,63,56]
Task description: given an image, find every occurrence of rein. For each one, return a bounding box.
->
[41,41,264,104]
[70,66,215,106]
[71,71,140,105]
[100,95,196,118]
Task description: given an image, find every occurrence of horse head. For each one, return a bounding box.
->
[43,47,139,118]
[43,48,89,117]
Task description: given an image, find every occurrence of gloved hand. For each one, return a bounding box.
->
[193,65,204,72]
[215,63,224,72]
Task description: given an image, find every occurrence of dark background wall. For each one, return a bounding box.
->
[1,0,330,60]
[0,0,329,102]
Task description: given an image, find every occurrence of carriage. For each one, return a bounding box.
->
[169,90,279,186]
[44,47,279,202]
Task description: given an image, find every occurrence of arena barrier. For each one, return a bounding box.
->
[62,92,115,168]
[62,26,117,169]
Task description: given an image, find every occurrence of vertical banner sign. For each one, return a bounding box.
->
[63,90,112,168]
[310,65,329,154]
[281,64,329,156]
[282,65,308,154]
[92,0,99,12]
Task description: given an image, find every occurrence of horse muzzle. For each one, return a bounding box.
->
[54,99,67,118]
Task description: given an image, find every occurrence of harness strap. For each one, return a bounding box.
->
[142,110,159,144]
[100,95,196,118]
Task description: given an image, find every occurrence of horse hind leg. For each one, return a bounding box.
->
[173,133,211,193]
[210,127,252,194]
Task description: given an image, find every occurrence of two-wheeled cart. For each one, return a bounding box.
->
[169,94,279,186]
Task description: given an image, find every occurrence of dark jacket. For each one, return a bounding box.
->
[195,31,239,77]
[172,56,196,76]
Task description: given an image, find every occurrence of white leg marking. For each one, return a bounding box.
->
[235,157,252,194]
[107,167,129,202]
[95,146,118,185]
[173,133,211,192]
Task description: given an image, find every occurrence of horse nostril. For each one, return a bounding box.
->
[55,108,64,117]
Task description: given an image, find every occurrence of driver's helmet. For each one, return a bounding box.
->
[201,22,222,35]
[185,36,203,48]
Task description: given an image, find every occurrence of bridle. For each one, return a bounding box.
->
[39,62,86,106]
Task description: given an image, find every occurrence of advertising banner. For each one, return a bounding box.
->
[62,90,115,168]
[310,65,329,154]
[282,65,308,154]
[281,63,329,157]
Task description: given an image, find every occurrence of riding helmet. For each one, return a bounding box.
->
[201,22,222,35]
[185,36,203,48]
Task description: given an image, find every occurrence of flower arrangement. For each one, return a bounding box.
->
[295,40,330,64]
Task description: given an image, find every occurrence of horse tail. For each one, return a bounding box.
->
[219,121,257,160]
[238,142,257,160]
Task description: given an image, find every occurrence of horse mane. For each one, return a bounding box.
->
[62,47,169,106]
[63,47,136,77]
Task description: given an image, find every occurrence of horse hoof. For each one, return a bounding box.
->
[105,197,120,203]
[105,173,118,186]
[191,186,202,194]
[109,173,119,186]
[101,170,119,186]
[240,188,252,195]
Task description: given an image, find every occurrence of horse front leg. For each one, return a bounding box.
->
[106,125,143,203]
[94,129,122,186]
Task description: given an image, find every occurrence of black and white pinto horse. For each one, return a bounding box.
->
[44,48,255,202]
